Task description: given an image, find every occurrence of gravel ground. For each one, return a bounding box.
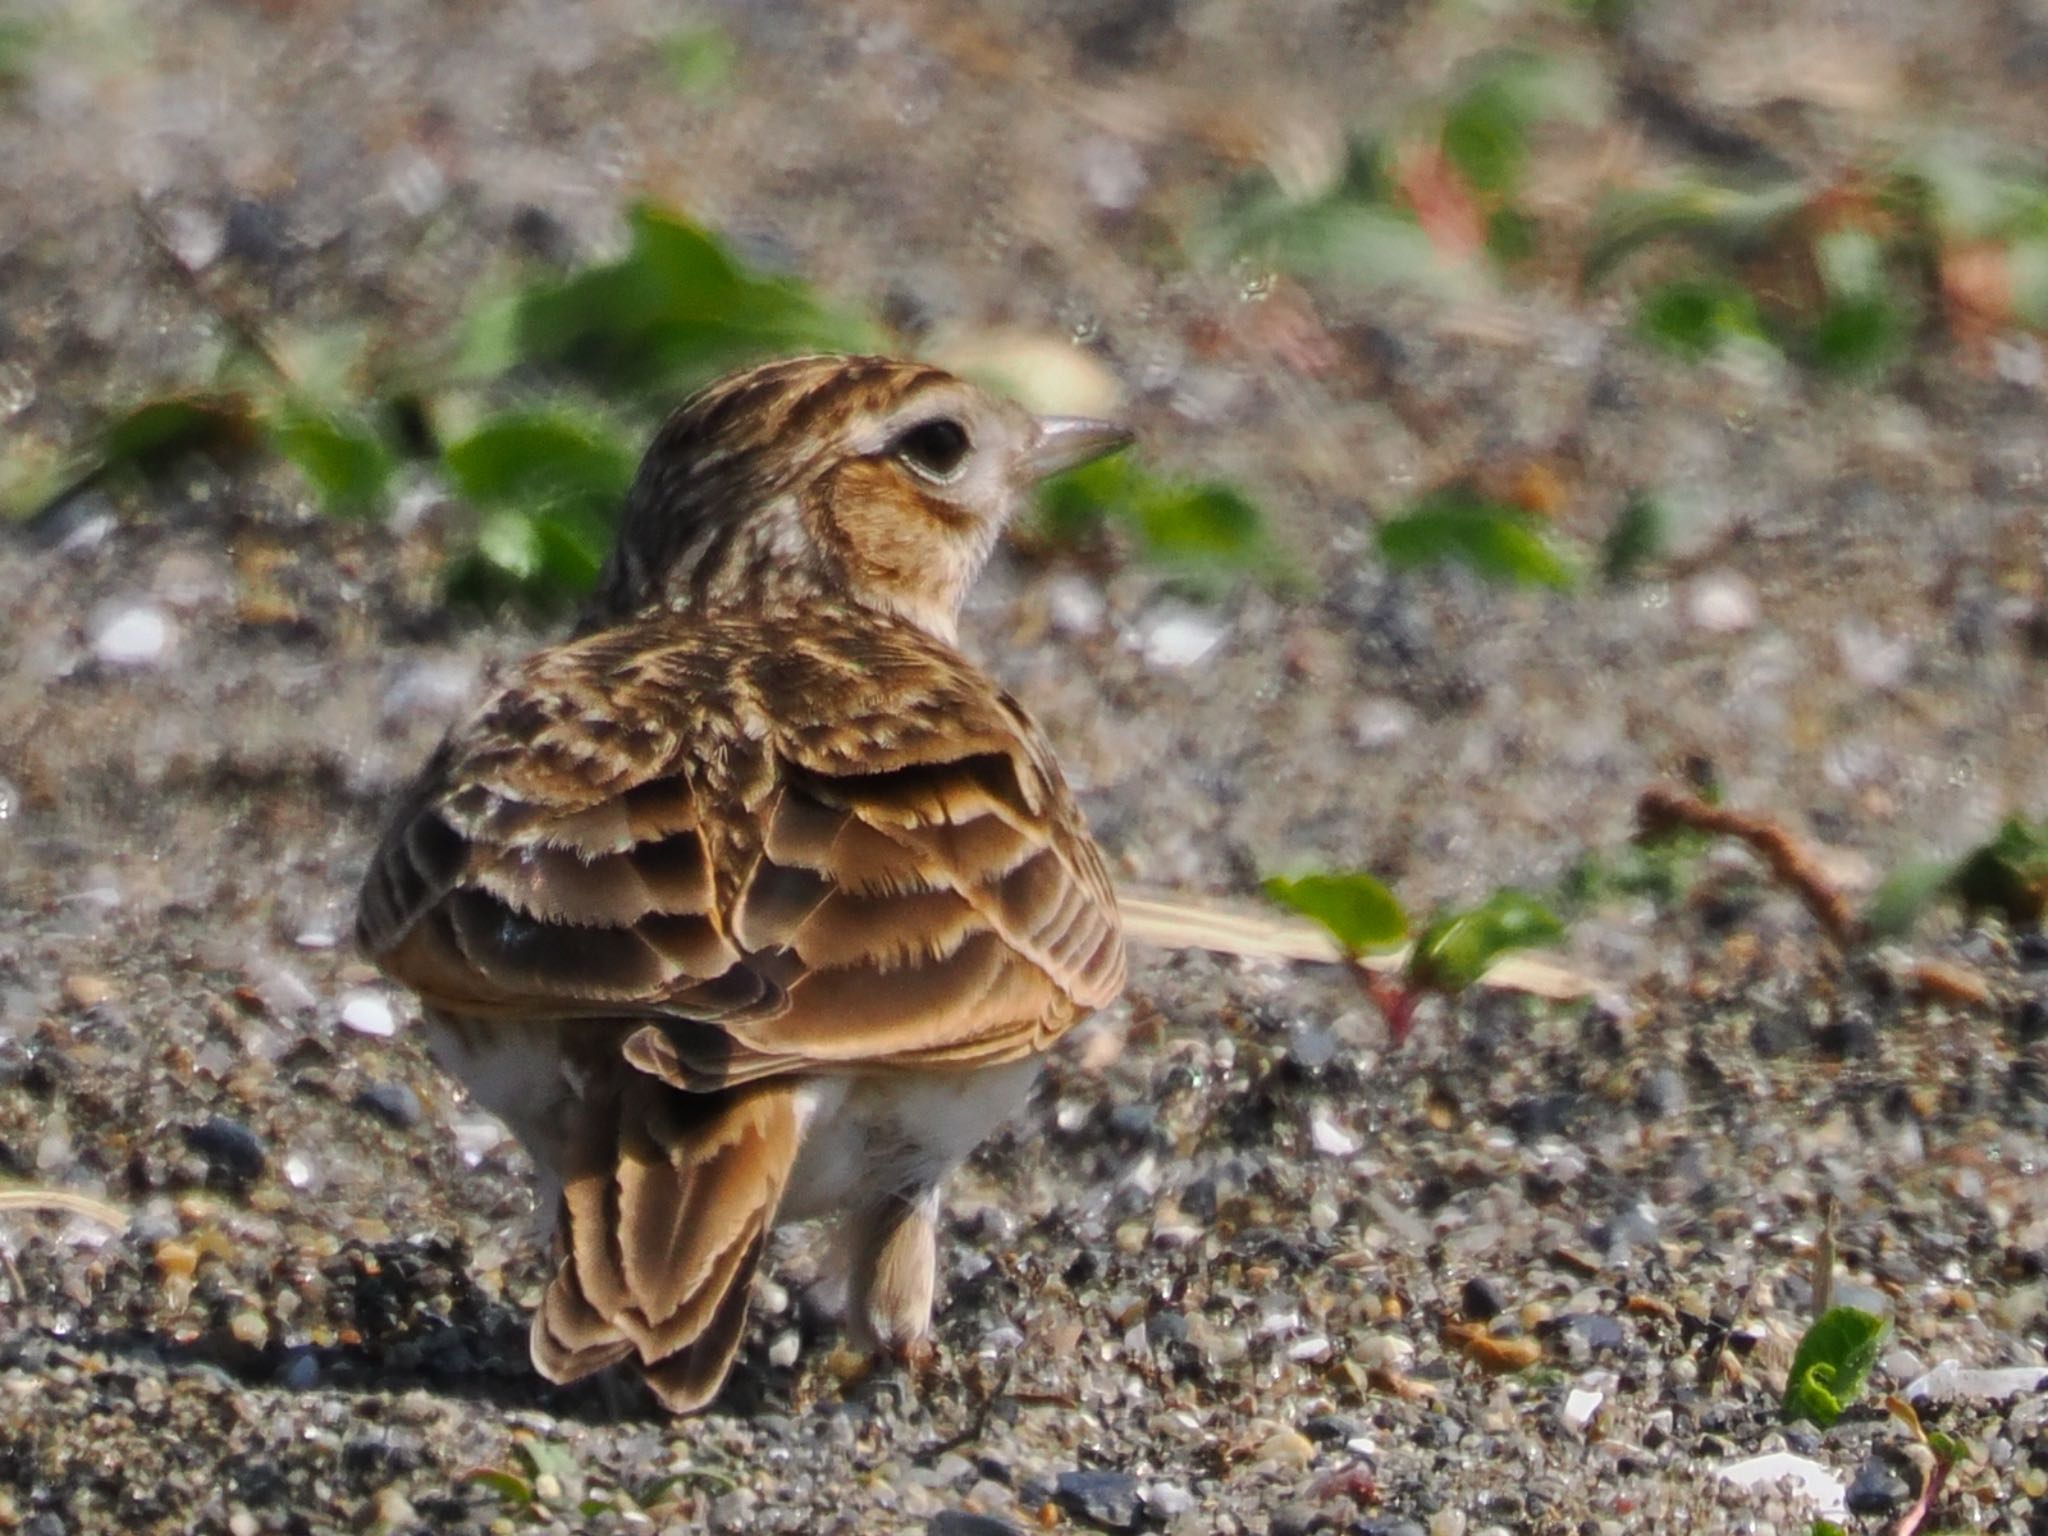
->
[6,2,2048,1533]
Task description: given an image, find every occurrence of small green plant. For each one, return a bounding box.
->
[1377,487,1577,589]
[1599,492,1670,582]
[57,200,1273,612]
[1862,815,2048,938]
[1589,150,2048,381]
[661,22,736,96]
[1266,871,1568,1039]
[1214,49,1601,289]
[1782,1305,1889,1427]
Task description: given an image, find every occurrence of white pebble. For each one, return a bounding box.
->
[1045,574,1108,636]
[767,1331,801,1368]
[1349,697,1416,752]
[1684,574,1757,634]
[339,990,397,1037]
[1562,1387,1604,1431]
[92,606,172,666]
[1138,608,1226,670]
[1310,1106,1361,1157]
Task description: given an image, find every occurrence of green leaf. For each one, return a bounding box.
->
[443,410,636,603]
[1862,858,1957,939]
[0,19,39,90]
[464,1469,535,1506]
[1923,1429,1966,1468]
[1583,180,1810,287]
[1950,816,2048,925]
[1601,493,1668,582]
[663,23,735,95]
[1265,202,1477,297]
[2003,236,2048,327]
[1808,1523,1849,1536]
[1636,277,1766,361]
[99,393,259,474]
[268,404,392,516]
[1439,51,1597,198]
[1411,889,1566,992]
[1806,294,1910,379]
[516,1437,579,1484]
[444,410,636,513]
[1783,1305,1889,1427]
[516,204,884,396]
[1264,872,1410,955]
[1035,455,1285,593]
[1378,491,1576,589]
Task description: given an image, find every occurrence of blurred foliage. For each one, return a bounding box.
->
[61,196,1280,612]
[0,18,39,90]
[268,404,392,518]
[1782,1306,1889,1428]
[1214,50,1602,290]
[1861,816,2048,938]
[1377,488,1577,589]
[442,410,638,605]
[1035,453,1289,594]
[514,204,883,401]
[1590,150,2048,379]
[662,22,736,96]
[1599,493,1670,582]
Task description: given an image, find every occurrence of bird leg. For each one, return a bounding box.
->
[845,1185,940,1366]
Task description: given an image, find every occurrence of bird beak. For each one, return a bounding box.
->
[1023,415,1134,481]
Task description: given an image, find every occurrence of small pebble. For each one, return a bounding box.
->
[1054,1469,1141,1532]
[339,990,398,1037]
[1137,608,1225,670]
[353,1082,423,1130]
[1684,574,1757,634]
[92,605,172,666]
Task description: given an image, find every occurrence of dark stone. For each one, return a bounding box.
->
[1415,1413,1464,1449]
[184,1115,266,1187]
[1106,1102,1156,1144]
[1555,1313,1629,1357]
[222,198,289,267]
[353,1081,423,1130]
[1461,1275,1509,1322]
[1503,1092,1579,1140]
[1054,1469,1142,1532]
[1359,1521,1427,1536]
[1844,1454,1913,1517]
[1144,1309,1187,1348]
[928,1515,1022,1536]
[1270,1504,1318,1536]
[2018,932,2048,969]
[1634,1067,1686,1117]
[1304,1412,1363,1444]
[2012,997,2048,1044]
[1783,1422,1823,1454]
[1816,1012,1878,1059]
[1749,1010,1808,1059]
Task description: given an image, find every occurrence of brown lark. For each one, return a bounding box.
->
[355,354,1130,1413]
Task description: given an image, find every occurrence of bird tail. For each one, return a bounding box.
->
[530,1076,801,1414]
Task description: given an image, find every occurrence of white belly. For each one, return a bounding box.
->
[782,1060,1040,1223]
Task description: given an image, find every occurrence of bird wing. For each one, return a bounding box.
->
[354,613,1125,1085]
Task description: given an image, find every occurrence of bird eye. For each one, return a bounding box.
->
[891,418,971,483]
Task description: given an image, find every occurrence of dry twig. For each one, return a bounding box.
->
[1635,784,1862,946]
